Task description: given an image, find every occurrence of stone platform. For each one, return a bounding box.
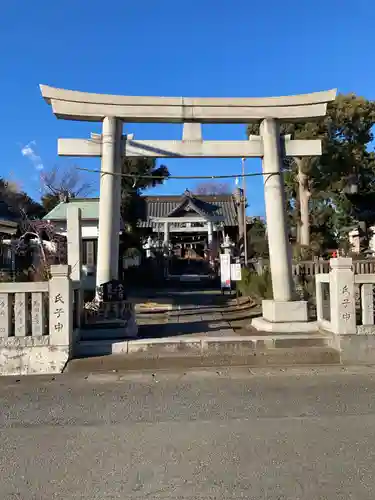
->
[71,293,339,370]
[251,317,319,333]
[68,333,340,372]
[251,299,319,333]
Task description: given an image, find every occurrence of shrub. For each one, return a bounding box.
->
[237,267,273,301]
[294,276,316,302]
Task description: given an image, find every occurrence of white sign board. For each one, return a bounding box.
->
[230,263,242,281]
[220,253,231,289]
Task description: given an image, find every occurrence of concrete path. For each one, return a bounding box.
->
[2,366,375,499]
[136,289,252,339]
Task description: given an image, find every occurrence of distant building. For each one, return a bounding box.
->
[43,189,245,286]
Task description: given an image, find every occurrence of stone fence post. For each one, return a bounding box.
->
[329,257,356,335]
[67,205,82,281]
[49,265,73,347]
[67,205,83,329]
[361,284,374,326]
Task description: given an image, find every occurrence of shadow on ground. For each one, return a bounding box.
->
[136,319,231,339]
[135,289,260,340]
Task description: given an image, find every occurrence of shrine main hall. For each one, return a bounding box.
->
[43,187,247,267]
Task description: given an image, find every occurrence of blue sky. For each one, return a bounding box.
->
[1,0,374,216]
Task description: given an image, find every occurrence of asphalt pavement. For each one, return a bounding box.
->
[2,366,375,499]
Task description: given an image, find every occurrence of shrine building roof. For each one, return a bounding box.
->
[43,191,238,227]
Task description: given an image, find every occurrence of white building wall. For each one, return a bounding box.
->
[51,220,99,239]
[348,226,375,255]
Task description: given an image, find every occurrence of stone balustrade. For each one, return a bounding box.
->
[315,258,375,335]
[0,265,76,375]
[293,259,375,278]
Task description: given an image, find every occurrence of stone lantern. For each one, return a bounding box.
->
[143,236,154,258]
[221,235,234,255]
[343,174,359,195]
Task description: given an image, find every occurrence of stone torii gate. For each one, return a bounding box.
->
[40,85,336,332]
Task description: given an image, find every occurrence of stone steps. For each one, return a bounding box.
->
[79,327,137,342]
[72,332,339,367]
[76,332,334,352]
[66,346,341,373]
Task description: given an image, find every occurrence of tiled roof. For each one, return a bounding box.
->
[43,194,238,227]
[137,194,238,228]
[166,196,208,218]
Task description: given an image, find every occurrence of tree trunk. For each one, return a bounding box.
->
[296,158,311,247]
[296,223,301,245]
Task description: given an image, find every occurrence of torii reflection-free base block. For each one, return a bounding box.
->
[262,300,308,323]
[251,300,319,333]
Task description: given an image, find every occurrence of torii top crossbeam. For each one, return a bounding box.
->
[40,85,337,123]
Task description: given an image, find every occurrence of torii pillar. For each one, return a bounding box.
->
[95,117,122,290]
[261,119,294,302]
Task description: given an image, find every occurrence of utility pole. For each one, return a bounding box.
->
[242,158,248,266]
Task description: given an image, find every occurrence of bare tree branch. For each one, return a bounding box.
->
[193,181,231,195]
[40,165,93,198]
[40,165,94,212]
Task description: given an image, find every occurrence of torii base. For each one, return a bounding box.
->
[252,300,319,333]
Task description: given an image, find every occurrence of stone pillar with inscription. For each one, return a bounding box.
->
[49,265,73,347]
[83,279,138,338]
[329,257,356,335]
[0,293,12,337]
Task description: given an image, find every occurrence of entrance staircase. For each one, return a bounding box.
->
[68,295,341,373]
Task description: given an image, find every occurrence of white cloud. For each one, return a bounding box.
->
[21,140,44,170]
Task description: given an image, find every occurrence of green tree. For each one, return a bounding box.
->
[247,217,268,258]
[248,93,375,254]
[0,178,44,219]
[120,157,169,233]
